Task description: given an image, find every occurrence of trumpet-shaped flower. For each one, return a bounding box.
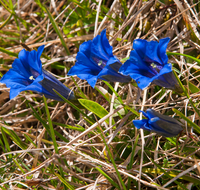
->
[68,29,132,88]
[119,38,182,92]
[0,46,75,101]
[133,109,183,137]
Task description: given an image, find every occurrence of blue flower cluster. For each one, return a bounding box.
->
[0,30,183,137]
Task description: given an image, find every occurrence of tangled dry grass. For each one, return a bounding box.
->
[0,0,200,189]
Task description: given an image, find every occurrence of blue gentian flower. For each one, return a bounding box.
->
[119,38,182,92]
[133,109,183,137]
[0,46,75,101]
[68,29,132,88]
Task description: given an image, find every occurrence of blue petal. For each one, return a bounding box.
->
[91,29,113,60]
[69,51,102,75]
[79,40,92,59]
[139,63,172,89]
[152,70,181,90]
[9,74,44,99]
[133,119,151,130]
[158,38,170,64]
[0,69,32,88]
[133,39,165,66]
[28,50,42,74]
[139,110,150,119]
[120,59,173,90]
[11,59,31,78]
[37,45,45,61]
[68,62,99,88]
[126,50,152,72]
[18,47,43,76]
[18,49,30,72]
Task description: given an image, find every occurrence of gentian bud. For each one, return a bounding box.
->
[133,109,183,137]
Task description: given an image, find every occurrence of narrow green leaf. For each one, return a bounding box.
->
[103,81,139,117]
[173,70,200,118]
[29,103,51,135]
[96,167,120,189]
[78,99,115,125]
[188,81,200,93]
[43,96,58,153]
[54,173,75,190]
[100,132,127,190]
[127,134,139,190]
[1,127,11,158]
[53,122,85,132]
[150,159,188,190]
[167,52,200,65]
[173,108,200,133]
[2,127,27,149]
[0,13,13,29]
[24,134,37,147]
[53,89,95,124]
[41,3,70,55]
[13,159,25,173]
[0,47,18,57]
[0,135,5,152]
[71,76,88,99]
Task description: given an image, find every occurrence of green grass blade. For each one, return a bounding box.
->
[173,70,200,118]
[173,108,200,133]
[127,134,139,189]
[0,47,18,57]
[53,89,95,124]
[41,3,70,55]
[96,167,120,189]
[1,127,11,158]
[71,76,88,99]
[150,159,188,190]
[167,52,200,65]
[0,13,13,29]
[29,103,51,135]
[53,122,85,132]
[54,173,75,190]
[100,132,127,190]
[43,96,58,153]
[2,127,27,150]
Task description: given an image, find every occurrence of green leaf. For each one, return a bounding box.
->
[41,3,70,55]
[54,173,75,190]
[173,108,200,134]
[78,99,115,125]
[127,134,139,190]
[0,47,18,57]
[43,96,58,153]
[53,122,85,132]
[53,90,95,124]
[167,52,200,65]
[1,127,27,150]
[96,167,120,189]
[188,81,200,93]
[100,131,127,190]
